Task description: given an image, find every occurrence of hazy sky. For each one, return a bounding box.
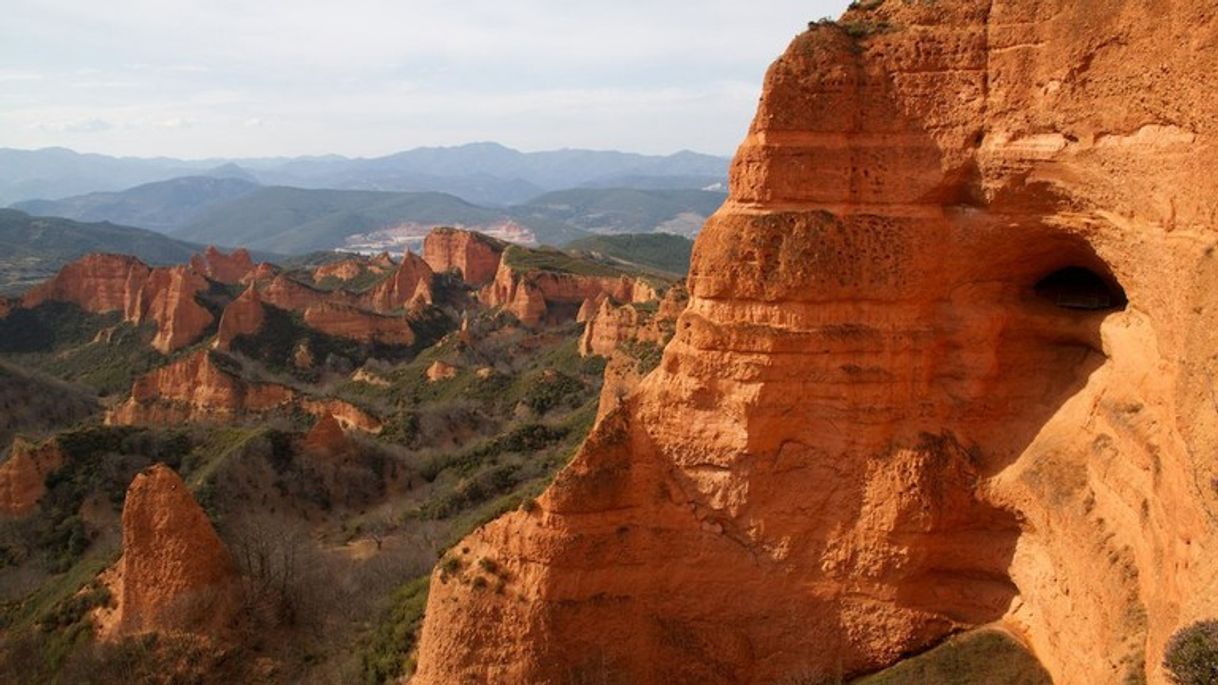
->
[2,1,851,159]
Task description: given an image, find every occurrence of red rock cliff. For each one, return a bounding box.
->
[99,464,239,639]
[480,257,659,327]
[213,285,266,351]
[131,265,215,354]
[189,246,254,284]
[23,253,151,316]
[22,254,215,353]
[0,437,66,517]
[108,349,295,425]
[423,227,506,286]
[363,250,434,312]
[415,3,1218,685]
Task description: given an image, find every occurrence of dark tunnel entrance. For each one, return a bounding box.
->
[1034,266,1127,311]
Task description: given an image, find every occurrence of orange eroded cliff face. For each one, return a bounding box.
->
[189,246,254,284]
[302,302,415,346]
[22,253,152,315]
[312,253,396,284]
[480,260,659,327]
[0,437,66,516]
[363,251,434,312]
[21,254,215,353]
[132,265,215,354]
[241,262,280,287]
[302,413,353,456]
[423,227,506,286]
[108,349,294,425]
[97,464,239,639]
[299,398,383,434]
[213,285,265,350]
[415,3,1218,685]
[260,273,347,312]
[579,286,686,358]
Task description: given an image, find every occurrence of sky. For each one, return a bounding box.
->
[1,0,851,159]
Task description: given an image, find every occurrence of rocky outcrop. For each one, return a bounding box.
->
[260,274,343,312]
[312,253,395,284]
[257,275,416,344]
[213,286,265,351]
[302,302,415,346]
[423,227,506,286]
[98,464,239,639]
[0,437,66,516]
[0,298,11,319]
[480,259,659,327]
[23,253,151,315]
[415,4,1218,685]
[108,350,295,425]
[300,398,382,434]
[189,246,254,284]
[363,251,434,312]
[302,413,353,456]
[240,262,279,286]
[578,286,686,358]
[425,360,458,382]
[131,266,215,354]
[351,367,390,387]
[22,254,215,354]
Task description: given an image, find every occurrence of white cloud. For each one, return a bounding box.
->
[35,117,114,133]
[0,0,852,157]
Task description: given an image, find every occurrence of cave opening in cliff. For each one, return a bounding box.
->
[1034,266,1127,311]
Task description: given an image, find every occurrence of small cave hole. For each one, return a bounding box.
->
[1034,266,1127,311]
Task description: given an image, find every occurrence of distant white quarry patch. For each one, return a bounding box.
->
[342,220,537,254]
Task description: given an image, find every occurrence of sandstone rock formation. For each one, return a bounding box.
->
[23,253,151,314]
[260,273,344,312]
[241,262,280,286]
[108,349,295,425]
[425,360,459,382]
[302,302,415,346]
[0,437,66,516]
[299,398,383,434]
[415,3,1218,685]
[578,286,685,358]
[352,367,390,387]
[312,253,395,284]
[21,254,215,353]
[480,257,659,327]
[189,246,254,284]
[213,286,266,350]
[423,227,506,286]
[131,266,215,354]
[363,251,434,312]
[302,413,353,457]
[98,464,239,639]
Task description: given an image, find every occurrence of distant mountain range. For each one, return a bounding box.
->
[15,177,727,255]
[0,142,729,207]
[13,176,260,234]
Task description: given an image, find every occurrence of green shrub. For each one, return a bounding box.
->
[522,371,585,414]
[1165,620,1218,685]
[358,572,431,677]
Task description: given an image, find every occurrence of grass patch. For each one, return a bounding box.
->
[503,245,627,278]
[360,576,430,684]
